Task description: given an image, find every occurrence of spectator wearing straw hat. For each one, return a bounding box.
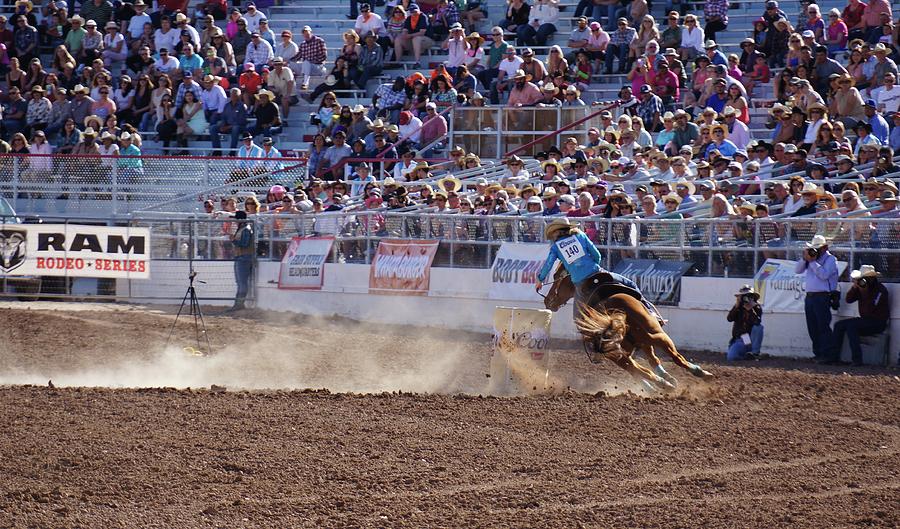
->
[200,74,227,124]
[24,84,50,138]
[833,265,890,365]
[705,123,737,159]
[796,234,840,363]
[248,89,281,137]
[726,285,764,361]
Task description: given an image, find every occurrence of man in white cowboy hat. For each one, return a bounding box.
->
[832,265,890,365]
[795,234,840,363]
[536,82,562,107]
[536,217,667,325]
[726,285,764,361]
[722,106,750,151]
[200,73,227,124]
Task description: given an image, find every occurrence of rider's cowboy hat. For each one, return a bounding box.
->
[544,217,574,240]
[850,264,881,280]
[437,175,462,192]
[735,285,760,300]
[805,234,830,249]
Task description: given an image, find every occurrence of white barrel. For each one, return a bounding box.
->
[490,307,553,394]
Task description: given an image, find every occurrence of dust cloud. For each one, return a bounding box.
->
[0,338,482,394]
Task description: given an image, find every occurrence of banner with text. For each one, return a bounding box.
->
[0,224,150,279]
[612,259,693,305]
[369,239,440,295]
[754,258,848,313]
[277,236,334,289]
[489,242,550,301]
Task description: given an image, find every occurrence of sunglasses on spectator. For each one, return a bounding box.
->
[100,90,109,94]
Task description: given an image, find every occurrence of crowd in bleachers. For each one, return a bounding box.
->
[0,0,899,249]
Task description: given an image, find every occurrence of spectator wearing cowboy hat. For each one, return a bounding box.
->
[535,82,561,107]
[795,234,840,363]
[266,56,295,119]
[506,68,541,108]
[704,123,738,159]
[726,285,764,361]
[833,264,891,365]
[248,89,281,137]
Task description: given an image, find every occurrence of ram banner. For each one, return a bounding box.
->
[0,224,150,279]
[369,239,439,295]
[489,242,550,302]
[754,258,849,313]
[277,236,334,290]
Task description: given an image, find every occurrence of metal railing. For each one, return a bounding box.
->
[244,211,900,280]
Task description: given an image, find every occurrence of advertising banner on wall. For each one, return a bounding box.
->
[0,224,150,279]
[277,236,334,290]
[369,239,440,295]
[489,242,550,302]
[612,259,693,305]
[753,258,848,313]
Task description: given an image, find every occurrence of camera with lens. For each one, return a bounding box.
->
[857,277,869,288]
[806,247,819,259]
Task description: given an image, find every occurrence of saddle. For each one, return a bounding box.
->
[581,272,643,306]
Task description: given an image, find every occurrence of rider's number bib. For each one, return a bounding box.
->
[557,236,584,265]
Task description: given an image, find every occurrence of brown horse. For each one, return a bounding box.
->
[543,268,713,391]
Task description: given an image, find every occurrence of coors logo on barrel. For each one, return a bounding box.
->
[0,228,27,273]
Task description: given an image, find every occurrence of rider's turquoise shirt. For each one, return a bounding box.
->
[538,231,602,285]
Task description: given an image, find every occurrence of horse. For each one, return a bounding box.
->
[542,267,714,391]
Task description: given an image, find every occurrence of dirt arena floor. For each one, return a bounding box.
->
[1,302,899,528]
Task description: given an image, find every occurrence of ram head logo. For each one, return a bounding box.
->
[0,229,27,273]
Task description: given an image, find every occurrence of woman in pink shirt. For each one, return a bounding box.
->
[825,9,848,54]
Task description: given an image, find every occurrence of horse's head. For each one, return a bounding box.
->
[575,304,628,359]
[543,269,575,312]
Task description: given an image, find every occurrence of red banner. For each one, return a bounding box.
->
[369,239,439,295]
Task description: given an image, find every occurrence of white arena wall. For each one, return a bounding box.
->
[122,261,900,364]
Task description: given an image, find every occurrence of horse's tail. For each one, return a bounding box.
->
[575,303,628,356]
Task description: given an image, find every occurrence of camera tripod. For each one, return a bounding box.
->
[165,269,212,356]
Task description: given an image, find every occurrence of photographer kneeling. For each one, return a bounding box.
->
[832,265,891,366]
[726,285,764,361]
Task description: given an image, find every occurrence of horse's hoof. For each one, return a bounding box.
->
[690,366,714,379]
[654,365,678,387]
[653,376,677,391]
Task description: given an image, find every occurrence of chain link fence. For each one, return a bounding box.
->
[0,154,308,218]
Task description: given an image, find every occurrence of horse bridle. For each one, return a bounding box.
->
[536,272,570,301]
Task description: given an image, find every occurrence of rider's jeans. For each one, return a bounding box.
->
[727,324,764,360]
